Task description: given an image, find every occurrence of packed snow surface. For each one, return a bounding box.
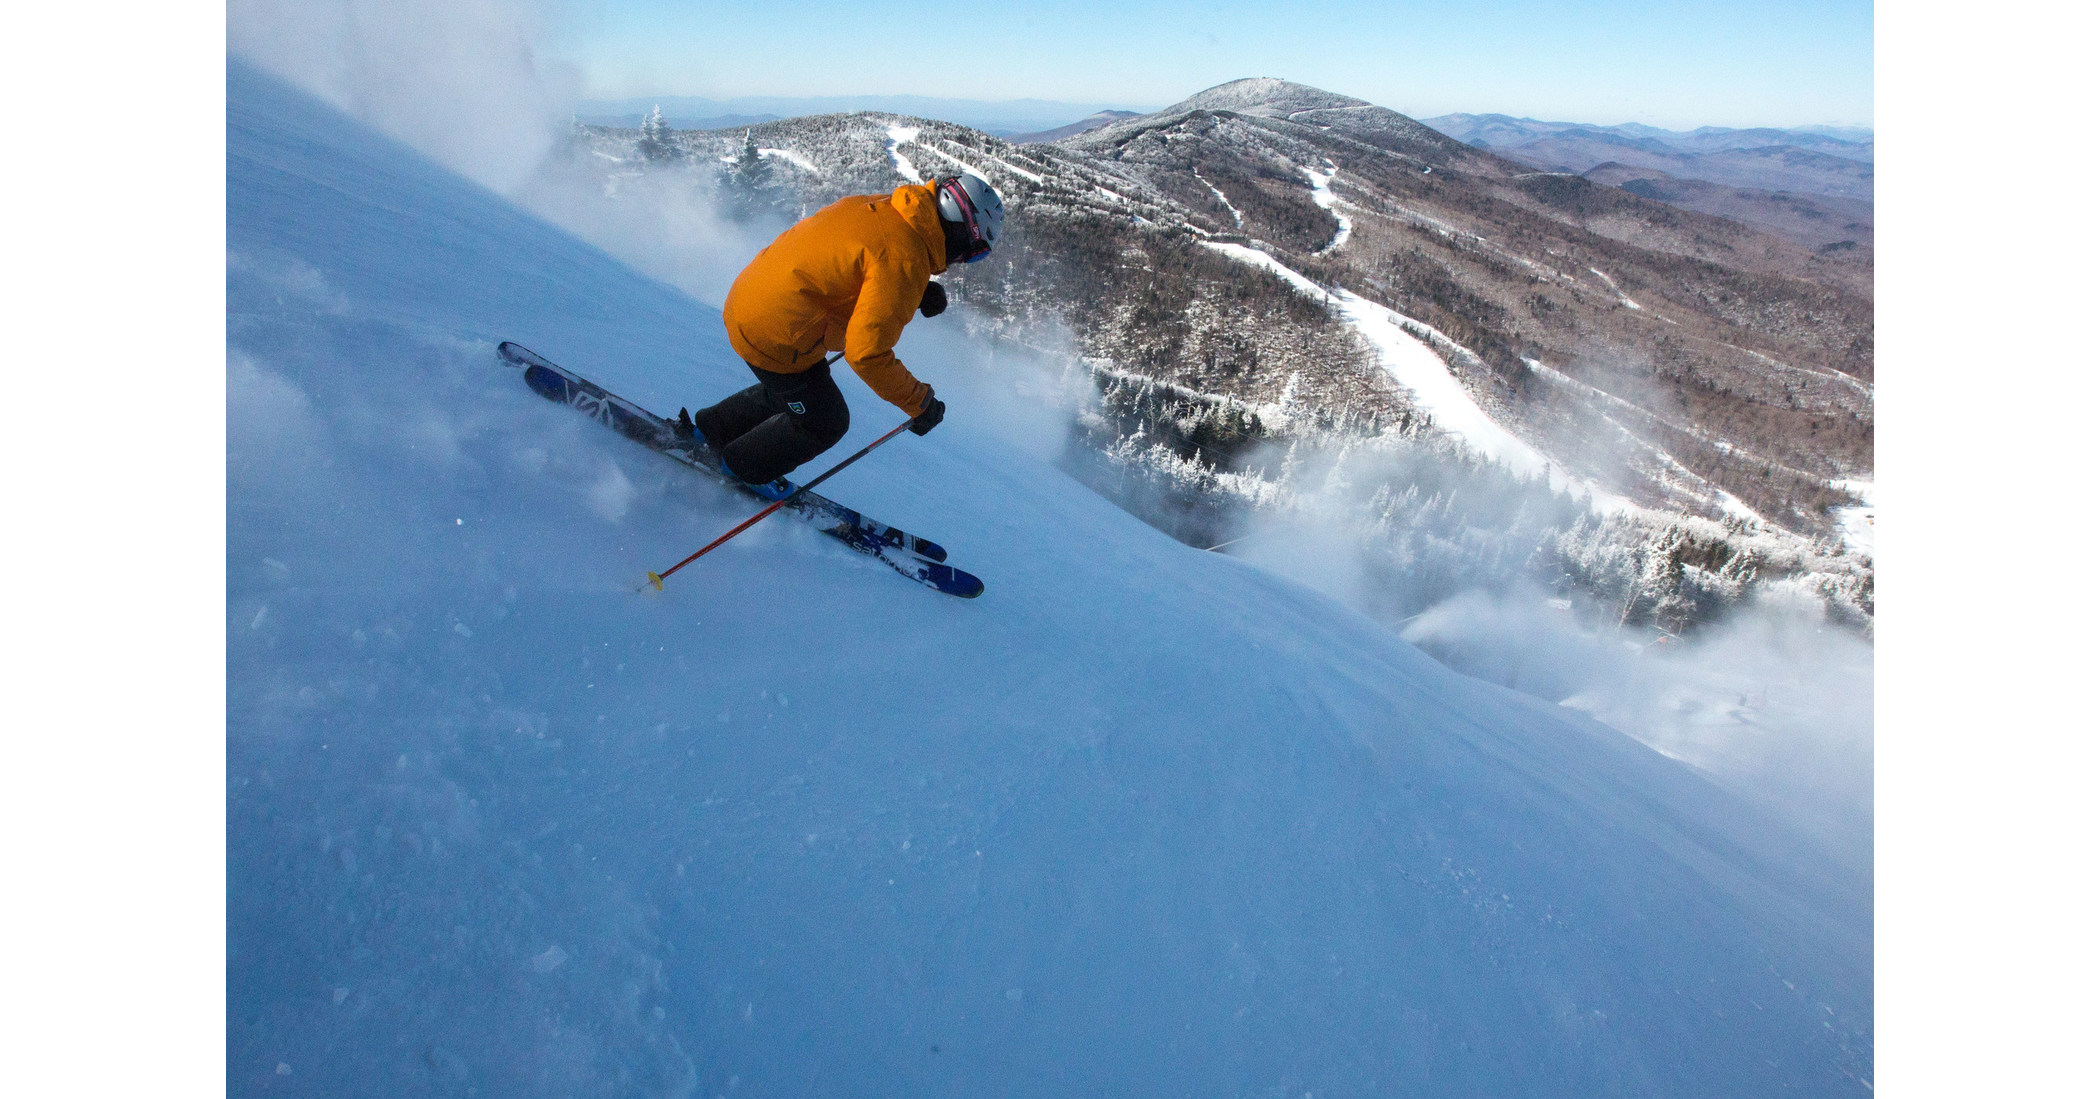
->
[227,63,1869,1097]
[975,150,1044,186]
[1302,163,1352,252]
[1588,266,1643,310]
[885,124,921,182]
[1193,169,1244,227]
[1201,241,1614,505]
[1832,479,1876,554]
[756,147,817,173]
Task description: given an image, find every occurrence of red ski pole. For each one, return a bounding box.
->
[646,419,917,591]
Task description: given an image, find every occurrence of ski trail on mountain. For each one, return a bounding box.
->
[1192,169,1243,227]
[885,123,921,181]
[1831,479,1876,553]
[1303,162,1352,252]
[1588,266,1643,310]
[757,146,817,172]
[1201,241,1633,509]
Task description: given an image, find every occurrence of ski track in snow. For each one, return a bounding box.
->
[1525,357,1860,528]
[880,125,1056,195]
[1302,162,1352,252]
[1192,169,1243,228]
[757,146,816,172]
[1351,199,1659,321]
[1647,438,1771,526]
[1710,488,1768,525]
[1351,198,1573,285]
[1728,343,1873,399]
[917,144,975,177]
[885,123,922,181]
[970,147,1045,185]
[1577,262,1677,325]
[221,61,1872,1099]
[1573,396,1762,526]
[1202,242,1633,511]
[1587,266,1642,310]
[1830,479,1876,554]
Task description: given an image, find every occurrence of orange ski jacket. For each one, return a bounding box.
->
[722,182,949,417]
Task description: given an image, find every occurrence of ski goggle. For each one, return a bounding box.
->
[938,177,993,264]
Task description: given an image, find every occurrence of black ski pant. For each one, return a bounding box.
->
[692,360,851,484]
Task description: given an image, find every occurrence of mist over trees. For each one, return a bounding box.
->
[636,105,676,163]
[558,83,1873,638]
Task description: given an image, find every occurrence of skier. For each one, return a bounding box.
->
[678,173,1005,496]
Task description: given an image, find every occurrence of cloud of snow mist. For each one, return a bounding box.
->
[1405,586,1873,864]
[228,0,579,193]
[903,316,1103,467]
[1222,429,1573,617]
[1214,432,1872,863]
[225,0,786,317]
[1230,455,1373,607]
[507,157,792,310]
[1545,356,1653,502]
[227,0,1074,453]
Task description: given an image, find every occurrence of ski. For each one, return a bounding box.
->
[499,342,983,598]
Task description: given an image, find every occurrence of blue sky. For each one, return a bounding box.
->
[550,0,1872,129]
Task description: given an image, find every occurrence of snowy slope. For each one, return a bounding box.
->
[227,62,1870,1097]
[1200,241,1604,498]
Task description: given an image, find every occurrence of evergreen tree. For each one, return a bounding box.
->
[733,131,767,191]
[637,105,676,163]
[720,131,773,221]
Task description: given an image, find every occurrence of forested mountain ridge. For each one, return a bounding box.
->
[563,78,1874,633]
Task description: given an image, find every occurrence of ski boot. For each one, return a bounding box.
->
[678,409,794,502]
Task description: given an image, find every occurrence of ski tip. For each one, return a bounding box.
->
[930,565,984,598]
[647,571,664,592]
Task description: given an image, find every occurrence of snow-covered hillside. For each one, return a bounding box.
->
[598,84,1873,635]
[227,61,1870,1097]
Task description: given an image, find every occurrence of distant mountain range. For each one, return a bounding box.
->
[1580,163,1872,252]
[1422,113,1873,252]
[1006,110,1142,144]
[557,77,1874,630]
[1422,114,1873,164]
[577,95,1157,137]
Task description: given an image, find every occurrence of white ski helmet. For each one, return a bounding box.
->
[935,173,1004,263]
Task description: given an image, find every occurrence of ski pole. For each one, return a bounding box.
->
[646,419,917,591]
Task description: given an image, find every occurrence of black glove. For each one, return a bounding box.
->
[918,281,948,318]
[910,392,946,436]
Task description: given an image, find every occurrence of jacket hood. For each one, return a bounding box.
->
[890,183,950,274]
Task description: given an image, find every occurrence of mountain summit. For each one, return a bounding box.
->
[1077,77,1459,161]
[1166,76,1372,116]
[572,75,1874,630]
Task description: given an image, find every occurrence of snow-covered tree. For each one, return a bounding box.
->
[732,131,766,190]
[637,105,676,162]
[719,131,774,221]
